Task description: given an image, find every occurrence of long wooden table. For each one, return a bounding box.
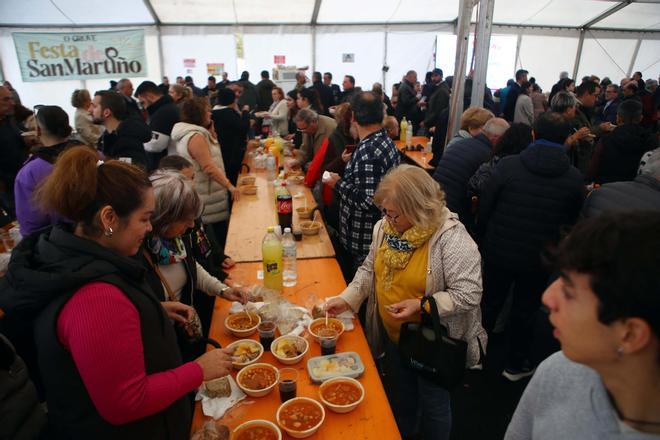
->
[395,136,434,171]
[191,259,401,439]
[225,170,335,262]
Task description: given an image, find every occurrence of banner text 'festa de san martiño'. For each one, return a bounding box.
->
[13,29,147,82]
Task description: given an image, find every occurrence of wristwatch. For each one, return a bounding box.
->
[219,285,231,297]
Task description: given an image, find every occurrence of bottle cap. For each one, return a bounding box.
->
[267,226,274,232]
[284,227,291,233]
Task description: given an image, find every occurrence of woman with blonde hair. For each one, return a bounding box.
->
[169,84,191,108]
[326,164,487,440]
[445,107,494,149]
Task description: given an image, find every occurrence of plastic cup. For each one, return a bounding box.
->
[258,321,276,351]
[278,368,298,402]
[318,328,339,356]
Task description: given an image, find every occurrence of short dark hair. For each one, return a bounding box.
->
[207,76,216,82]
[312,71,322,82]
[520,81,532,95]
[576,81,597,97]
[158,155,193,171]
[184,76,193,82]
[324,72,333,80]
[70,89,91,109]
[261,70,269,79]
[555,212,660,339]
[494,123,533,157]
[351,91,383,126]
[345,75,355,86]
[135,80,162,97]
[95,90,127,120]
[35,105,72,138]
[180,98,208,127]
[217,88,235,106]
[534,111,570,144]
[515,69,528,81]
[617,99,643,124]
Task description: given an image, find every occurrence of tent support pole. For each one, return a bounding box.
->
[447,0,474,144]
[157,25,165,80]
[627,38,642,78]
[514,33,522,70]
[573,29,585,80]
[383,28,389,90]
[471,0,494,109]
[311,0,322,73]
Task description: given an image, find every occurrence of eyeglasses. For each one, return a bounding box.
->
[381,207,400,223]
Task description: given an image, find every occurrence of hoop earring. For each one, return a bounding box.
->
[104,227,114,238]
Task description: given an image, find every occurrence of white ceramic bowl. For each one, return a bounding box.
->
[225,312,261,338]
[231,419,282,440]
[270,335,309,365]
[276,397,326,439]
[226,339,264,369]
[307,317,345,341]
[236,363,279,397]
[318,376,365,414]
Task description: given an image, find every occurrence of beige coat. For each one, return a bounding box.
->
[171,122,229,224]
[339,208,487,367]
[74,108,103,147]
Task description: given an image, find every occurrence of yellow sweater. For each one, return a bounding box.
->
[374,240,429,343]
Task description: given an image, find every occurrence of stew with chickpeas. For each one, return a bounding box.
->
[322,381,361,405]
[279,401,323,431]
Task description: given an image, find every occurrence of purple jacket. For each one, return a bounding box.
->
[14,144,68,236]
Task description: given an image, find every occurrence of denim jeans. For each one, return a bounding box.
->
[379,339,452,440]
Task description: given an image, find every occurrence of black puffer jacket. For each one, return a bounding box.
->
[433,133,493,224]
[0,333,46,440]
[477,140,585,269]
[582,174,660,218]
[591,123,658,184]
[98,118,151,169]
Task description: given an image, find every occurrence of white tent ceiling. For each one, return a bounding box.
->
[1,0,659,30]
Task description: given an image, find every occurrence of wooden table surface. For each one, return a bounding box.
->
[225,170,335,263]
[395,136,434,170]
[191,259,401,439]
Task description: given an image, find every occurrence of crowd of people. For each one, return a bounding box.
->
[0,63,658,440]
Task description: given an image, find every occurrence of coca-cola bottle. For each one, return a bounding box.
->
[276,181,292,231]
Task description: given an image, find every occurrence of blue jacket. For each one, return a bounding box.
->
[433,133,493,225]
[477,139,585,269]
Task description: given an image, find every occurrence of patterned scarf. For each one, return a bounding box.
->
[379,221,436,291]
[147,235,187,266]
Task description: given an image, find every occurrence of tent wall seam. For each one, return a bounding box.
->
[627,38,642,76]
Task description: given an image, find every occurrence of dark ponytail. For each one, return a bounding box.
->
[35,105,72,139]
[35,146,151,236]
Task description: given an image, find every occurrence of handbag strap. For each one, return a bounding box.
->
[420,295,449,338]
[143,249,177,302]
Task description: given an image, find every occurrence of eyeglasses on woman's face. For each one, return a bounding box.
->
[381,207,400,223]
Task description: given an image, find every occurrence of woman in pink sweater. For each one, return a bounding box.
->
[0,146,231,439]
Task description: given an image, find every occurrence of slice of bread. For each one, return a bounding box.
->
[205,376,231,398]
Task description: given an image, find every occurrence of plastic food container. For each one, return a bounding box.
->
[306,352,365,383]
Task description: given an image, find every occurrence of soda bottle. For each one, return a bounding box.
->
[262,226,283,291]
[400,117,408,143]
[282,228,297,287]
[276,182,293,231]
[406,123,413,148]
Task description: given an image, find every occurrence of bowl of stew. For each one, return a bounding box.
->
[271,335,309,365]
[225,311,261,338]
[232,419,281,440]
[318,377,365,413]
[276,397,325,438]
[236,363,279,397]
[308,317,345,341]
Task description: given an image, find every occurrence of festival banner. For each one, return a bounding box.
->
[13,29,147,82]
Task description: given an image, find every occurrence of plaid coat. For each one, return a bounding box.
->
[336,128,400,262]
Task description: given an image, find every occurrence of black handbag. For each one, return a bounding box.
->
[398,295,467,390]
